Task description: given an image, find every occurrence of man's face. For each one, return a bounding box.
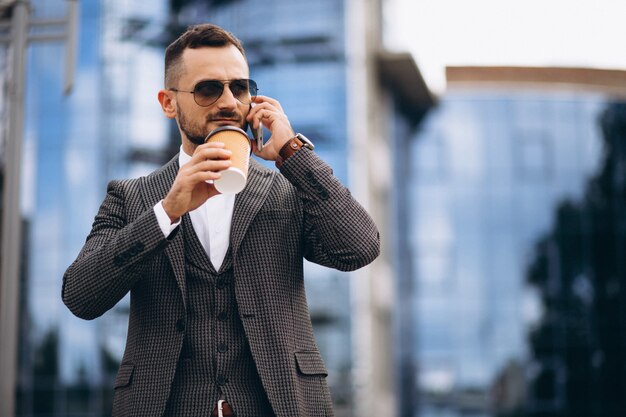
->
[173,45,251,146]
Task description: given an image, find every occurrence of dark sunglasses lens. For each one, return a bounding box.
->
[194,81,224,106]
[230,79,257,104]
[248,80,258,98]
[192,79,258,106]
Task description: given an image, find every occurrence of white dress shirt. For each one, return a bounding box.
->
[154,146,236,270]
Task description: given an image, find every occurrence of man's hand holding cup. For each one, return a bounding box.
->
[162,142,232,223]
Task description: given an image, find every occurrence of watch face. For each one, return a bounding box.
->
[296,133,315,150]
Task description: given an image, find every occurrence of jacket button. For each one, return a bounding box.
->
[217,311,228,321]
[217,342,228,353]
[216,278,229,289]
[216,375,228,386]
[175,319,185,332]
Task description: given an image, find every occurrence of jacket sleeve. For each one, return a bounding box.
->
[279,149,380,271]
[62,179,173,320]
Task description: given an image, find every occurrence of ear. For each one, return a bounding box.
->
[158,89,177,119]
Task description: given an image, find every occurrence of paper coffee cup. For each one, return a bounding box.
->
[205,126,251,194]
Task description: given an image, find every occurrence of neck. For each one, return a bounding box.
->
[182,139,197,157]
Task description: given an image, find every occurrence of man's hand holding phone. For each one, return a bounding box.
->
[247,95,295,162]
[250,103,264,151]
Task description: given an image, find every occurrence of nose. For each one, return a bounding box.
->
[215,83,238,110]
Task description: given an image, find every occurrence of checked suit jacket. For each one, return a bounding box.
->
[62,148,380,417]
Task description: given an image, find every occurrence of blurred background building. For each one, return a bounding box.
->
[411,66,626,417]
[2,1,626,417]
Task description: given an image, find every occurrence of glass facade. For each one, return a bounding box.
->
[10,1,170,415]
[411,85,626,417]
[8,0,356,415]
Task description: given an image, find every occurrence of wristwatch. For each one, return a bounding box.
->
[276,133,315,167]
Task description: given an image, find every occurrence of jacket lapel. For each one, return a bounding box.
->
[230,159,275,256]
[140,155,187,308]
[138,156,274,309]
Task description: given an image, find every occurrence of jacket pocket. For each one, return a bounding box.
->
[295,351,328,377]
[114,363,135,389]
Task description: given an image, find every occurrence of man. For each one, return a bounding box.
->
[62,23,379,417]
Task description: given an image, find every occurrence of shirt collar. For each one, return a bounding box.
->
[178,145,192,168]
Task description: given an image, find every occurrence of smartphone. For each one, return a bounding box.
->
[252,121,264,151]
[250,103,264,151]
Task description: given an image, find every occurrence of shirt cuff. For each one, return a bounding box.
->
[153,200,181,237]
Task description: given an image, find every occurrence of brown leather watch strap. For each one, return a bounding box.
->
[276,135,304,168]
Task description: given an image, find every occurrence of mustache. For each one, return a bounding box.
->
[208,110,242,123]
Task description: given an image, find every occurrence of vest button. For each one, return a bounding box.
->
[216,375,228,386]
[217,311,228,321]
[175,318,185,332]
[217,342,229,353]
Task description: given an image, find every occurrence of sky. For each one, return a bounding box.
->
[386,0,626,92]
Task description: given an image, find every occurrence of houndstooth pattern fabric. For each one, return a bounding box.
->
[163,218,274,416]
[62,148,380,417]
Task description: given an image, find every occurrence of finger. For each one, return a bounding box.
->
[191,169,223,182]
[181,169,225,191]
[179,161,231,185]
[252,95,283,111]
[247,109,264,129]
[249,101,281,116]
[248,103,283,127]
[192,141,227,155]
[253,108,281,129]
[247,104,275,126]
[184,159,232,175]
[196,141,226,150]
[190,147,233,163]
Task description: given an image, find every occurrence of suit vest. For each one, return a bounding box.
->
[164,216,274,416]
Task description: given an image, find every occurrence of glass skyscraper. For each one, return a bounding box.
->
[9,0,169,415]
[411,67,626,417]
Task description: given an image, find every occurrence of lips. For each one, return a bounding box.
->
[211,119,240,126]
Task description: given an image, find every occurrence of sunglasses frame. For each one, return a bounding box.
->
[169,78,258,107]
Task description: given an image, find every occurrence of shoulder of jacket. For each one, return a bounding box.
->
[106,177,141,192]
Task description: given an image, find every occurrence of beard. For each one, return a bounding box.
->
[178,107,246,146]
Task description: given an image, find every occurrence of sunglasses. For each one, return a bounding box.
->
[169,79,258,107]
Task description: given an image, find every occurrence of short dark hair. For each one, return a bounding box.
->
[164,24,246,87]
